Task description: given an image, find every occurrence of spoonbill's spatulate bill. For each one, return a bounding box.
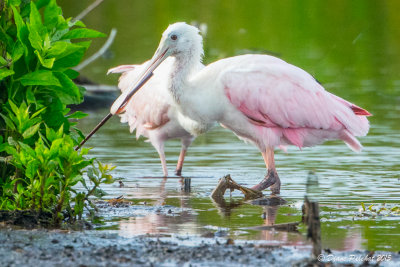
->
[115,22,371,194]
[108,57,206,176]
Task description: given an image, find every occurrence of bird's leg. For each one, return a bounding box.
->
[175,148,187,176]
[175,138,193,176]
[155,144,168,177]
[251,148,281,194]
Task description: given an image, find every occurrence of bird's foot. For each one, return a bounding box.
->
[251,169,281,194]
[175,169,182,176]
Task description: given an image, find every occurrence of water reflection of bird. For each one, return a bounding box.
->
[108,57,205,176]
[112,22,371,193]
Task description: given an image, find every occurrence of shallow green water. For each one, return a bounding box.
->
[60,0,400,251]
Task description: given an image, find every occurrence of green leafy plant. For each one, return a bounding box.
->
[0,0,112,224]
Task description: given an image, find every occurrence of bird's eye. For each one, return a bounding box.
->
[171,34,178,40]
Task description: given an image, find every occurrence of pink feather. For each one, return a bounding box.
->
[222,57,370,151]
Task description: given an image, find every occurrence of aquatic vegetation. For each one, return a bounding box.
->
[359,202,400,217]
[0,0,112,224]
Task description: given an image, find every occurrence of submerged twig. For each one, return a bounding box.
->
[249,222,300,232]
[211,174,263,200]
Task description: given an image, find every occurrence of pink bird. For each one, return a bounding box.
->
[112,22,371,194]
[108,57,205,176]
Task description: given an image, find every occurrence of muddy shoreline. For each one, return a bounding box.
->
[0,227,399,267]
[1,199,399,266]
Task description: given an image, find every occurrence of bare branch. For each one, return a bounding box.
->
[74,28,117,71]
[72,0,105,23]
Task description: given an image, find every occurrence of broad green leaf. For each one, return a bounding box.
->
[0,69,14,81]
[10,0,22,5]
[0,143,8,153]
[32,179,40,191]
[71,20,86,28]
[34,50,55,68]
[70,128,84,145]
[73,40,92,50]
[26,88,36,105]
[52,42,90,70]
[17,183,25,194]
[44,33,51,51]
[51,27,69,42]
[36,0,51,9]
[31,107,46,118]
[26,160,39,179]
[0,28,13,51]
[0,57,7,65]
[69,175,84,186]
[12,41,25,62]
[72,159,92,171]
[45,176,55,188]
[11,6,29,47]
[61,28,106,40]
[5,146,18,158]
[30,2,44,32]
[28,3,47,51]
[0,113,16,130]
[46,41,68,58]
[57,124,64,137]
[41,98,68,130]
[20,70,61,86]
[18,142,36,157]
[49,138,63,158]
[44,0,63,30]
[63,107,71,116]
[23,123,41,139]
[21,116,41,135]
[63,69,80,79]
[67,111,88,119]
[28,23,43,51]
[8,101,20,117]
[53,72,82,104]
[45,125,57,142]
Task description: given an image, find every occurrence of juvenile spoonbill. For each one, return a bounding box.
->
[112,22,371,194]
[109,57,206,176]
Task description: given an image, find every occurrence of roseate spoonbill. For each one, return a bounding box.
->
[112,22,371,194]
[108,57,206,176]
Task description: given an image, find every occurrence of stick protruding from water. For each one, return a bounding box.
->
[75,113,113,151]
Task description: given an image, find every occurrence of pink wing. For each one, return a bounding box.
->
[108,59,175,138]
[221,56,370,150]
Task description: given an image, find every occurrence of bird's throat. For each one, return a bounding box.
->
[169,54,198,103]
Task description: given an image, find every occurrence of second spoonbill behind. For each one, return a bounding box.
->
[108,57,205,176]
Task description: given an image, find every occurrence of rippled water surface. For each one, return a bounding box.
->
[60,0,400,251]
[77,103,400,251]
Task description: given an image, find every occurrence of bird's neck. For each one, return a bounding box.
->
[169,52,201,103]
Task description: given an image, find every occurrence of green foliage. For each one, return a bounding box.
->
[0,0,112,224]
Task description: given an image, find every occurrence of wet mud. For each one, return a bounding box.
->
[0,210,53,229]
[2,227,399,267]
